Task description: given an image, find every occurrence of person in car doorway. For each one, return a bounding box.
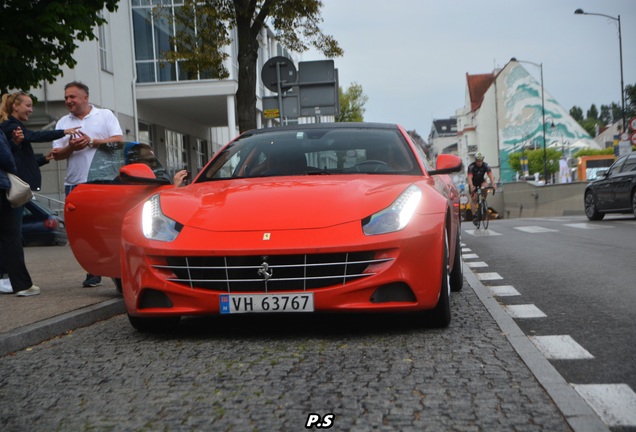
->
[467,152,497,227]
[51,81,123,288]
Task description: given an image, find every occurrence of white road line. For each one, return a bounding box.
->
[476,272,503,281]
[463,253,479,259]
[505,304,547,318]
[564,223,614,229]
[572,384,636,427]
[461,247,471,253]
[529,335,594,360]
[487,285,520,297]
[466,261,488,268]
[514,226,559,233]
[465,229,502,236]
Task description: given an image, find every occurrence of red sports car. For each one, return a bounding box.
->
[65,123,464,331]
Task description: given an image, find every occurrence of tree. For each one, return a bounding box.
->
[586,104,599,120]
[508,148,562,180]
[336,82,368,122]
[158,0,343,133]
[570,106,584,122]
[0,1,119,94]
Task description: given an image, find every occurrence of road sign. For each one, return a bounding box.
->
[630,117,636,132]
[631,131,636,146]
[261,56,297,93]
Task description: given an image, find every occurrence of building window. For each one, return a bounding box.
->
[195,138,208,171]
[164,129,187,176]
[98,13,113,73]
[138,122,152,145]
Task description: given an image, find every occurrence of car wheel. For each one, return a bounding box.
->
[449,227,463,292]
[127,314,180,332]
[584,192,604,221]
[111,278,123,294]
[424,228,451,328]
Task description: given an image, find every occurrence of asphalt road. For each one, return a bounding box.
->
[462,214,636,429]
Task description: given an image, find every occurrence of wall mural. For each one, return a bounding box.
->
[497,63,598,182]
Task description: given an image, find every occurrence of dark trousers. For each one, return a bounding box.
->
[0,193,32,292]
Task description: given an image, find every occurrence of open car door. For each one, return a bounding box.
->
[64,143,174,278]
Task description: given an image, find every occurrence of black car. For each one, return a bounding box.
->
[584,153,636,220]
[22,199,68,246]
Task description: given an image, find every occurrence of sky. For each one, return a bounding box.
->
[302,0,636,137]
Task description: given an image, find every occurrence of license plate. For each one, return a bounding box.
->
[220,293,314,314]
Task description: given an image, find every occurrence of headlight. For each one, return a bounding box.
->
[142,194,179,242]
[362,185,422,235]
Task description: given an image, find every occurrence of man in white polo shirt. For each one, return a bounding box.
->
[52,81,123,287]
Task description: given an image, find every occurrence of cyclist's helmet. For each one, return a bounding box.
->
[475,152,484,161]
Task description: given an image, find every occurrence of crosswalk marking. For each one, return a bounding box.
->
[487,285,520,296]
[465,229,502,236]
[564,223,614,229]
[514,226,558,233]
[529,335,594,360]
[572,384,636,427]
[465,261,488,268]
[476,272,503,281]
[461,247,471,252]
[463,253,479,259]
[504,304,547,318]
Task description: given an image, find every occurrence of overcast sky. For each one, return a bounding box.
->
[302,0,636,136]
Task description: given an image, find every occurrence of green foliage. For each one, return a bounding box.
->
[570,106,583,122]
[508,147,563,178]
[0,0,119,93]
[161,0,343,132]
[574,148,620,157]
[336,82,368,122]
[154,0,231,79]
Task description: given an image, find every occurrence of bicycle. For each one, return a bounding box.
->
[472,186,495,229]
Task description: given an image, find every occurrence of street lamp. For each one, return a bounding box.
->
[574,8,625,132]
[510,58,549,183]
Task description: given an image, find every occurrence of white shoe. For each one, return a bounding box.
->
[0,278,12,294]
[16,285,40,297]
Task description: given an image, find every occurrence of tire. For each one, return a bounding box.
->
[481,199,489,229]
[111,277,123,294]
[426,229,451,328]
[127,314,180,332]
[449,225,463,292]
[584,192,605,221]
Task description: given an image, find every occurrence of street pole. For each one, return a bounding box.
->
[575,9,626,132]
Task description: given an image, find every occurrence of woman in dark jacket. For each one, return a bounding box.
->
[0,130,39,296]
[0,91,79,192]
[0,91,77,292]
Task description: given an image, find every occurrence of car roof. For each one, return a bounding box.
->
[243,122,401,136]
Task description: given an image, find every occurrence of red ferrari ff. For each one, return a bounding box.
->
[65,123,464,331]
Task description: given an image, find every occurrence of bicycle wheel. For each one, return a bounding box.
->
[481,198,489,229]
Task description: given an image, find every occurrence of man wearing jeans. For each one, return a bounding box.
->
[51,81,123,287]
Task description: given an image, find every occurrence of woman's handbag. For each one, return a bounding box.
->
[6,173,33,208]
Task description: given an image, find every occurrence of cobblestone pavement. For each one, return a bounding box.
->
[0,285,572,431]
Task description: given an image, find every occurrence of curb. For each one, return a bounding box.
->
[0,298,125,357]
[463,263,610,432]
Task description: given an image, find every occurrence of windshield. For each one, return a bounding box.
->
[200,127,422,181]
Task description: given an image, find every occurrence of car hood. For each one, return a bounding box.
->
[159,176,430,231]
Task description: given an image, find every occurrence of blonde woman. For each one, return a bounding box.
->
[0,91,79,292]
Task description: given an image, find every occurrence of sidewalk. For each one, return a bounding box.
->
[0,245,124,357]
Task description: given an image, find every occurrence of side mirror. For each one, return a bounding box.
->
[428,154,463,175]
[120,163,171,185]
[595,169,608,179]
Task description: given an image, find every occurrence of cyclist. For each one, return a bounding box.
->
[467,152,497,226]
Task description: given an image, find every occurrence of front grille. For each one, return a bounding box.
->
[154,252,391,292]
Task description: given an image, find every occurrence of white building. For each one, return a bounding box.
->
[456,60,600,183]
[28,0,297,202]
